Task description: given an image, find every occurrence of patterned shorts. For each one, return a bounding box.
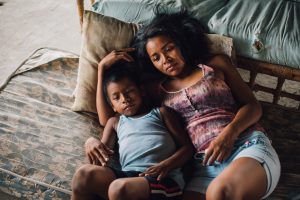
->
[110,168,183,200]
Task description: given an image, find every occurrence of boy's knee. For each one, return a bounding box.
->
[72,164,95,193]
[108,179,128,200]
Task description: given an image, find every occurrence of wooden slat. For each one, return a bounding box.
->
[237,56,300,82]
[76,0,84,28]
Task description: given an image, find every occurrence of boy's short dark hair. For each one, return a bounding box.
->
[103,61,140,104]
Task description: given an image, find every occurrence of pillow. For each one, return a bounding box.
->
[71,11,235,113]
[71,11,139,113]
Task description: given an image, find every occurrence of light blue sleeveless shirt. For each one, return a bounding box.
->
[116,107,184,188]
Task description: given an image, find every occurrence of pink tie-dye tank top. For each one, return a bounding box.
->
[160,64,264,152]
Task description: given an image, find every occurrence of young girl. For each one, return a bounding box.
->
[131,10,281,200]
[72,62,194,200]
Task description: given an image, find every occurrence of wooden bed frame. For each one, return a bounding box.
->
[76,0,300,110]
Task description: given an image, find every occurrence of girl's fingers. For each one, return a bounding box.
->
[208,149,220,165]
[216,151,226,163]
[203,148,213,166]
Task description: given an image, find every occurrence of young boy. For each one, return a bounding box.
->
[72,62,194,200]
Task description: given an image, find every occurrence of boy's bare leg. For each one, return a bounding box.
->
[72,164,116,200]
[108,177,150,200]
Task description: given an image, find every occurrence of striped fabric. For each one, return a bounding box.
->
[147,177,183,200]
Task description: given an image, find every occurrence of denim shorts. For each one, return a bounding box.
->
[185,131,281,199]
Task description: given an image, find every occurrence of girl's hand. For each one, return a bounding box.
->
[203,125,237,166]
[139,162,171,181]
[85,137,114,166]
[98,48,135,70]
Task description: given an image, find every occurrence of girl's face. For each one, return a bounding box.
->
[107,77,144,116]
[146,35,186,77]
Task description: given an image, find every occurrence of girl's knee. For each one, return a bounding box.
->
[206,179,236,200]
[108,179,128,200]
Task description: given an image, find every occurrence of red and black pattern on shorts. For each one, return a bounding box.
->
[146,176,183,200]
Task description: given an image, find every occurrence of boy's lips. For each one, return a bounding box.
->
[124,104,134,110]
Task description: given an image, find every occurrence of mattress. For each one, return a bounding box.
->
[0,48,104,199]
[0,48,299,199]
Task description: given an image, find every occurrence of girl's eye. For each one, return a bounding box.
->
[152,56,159,62]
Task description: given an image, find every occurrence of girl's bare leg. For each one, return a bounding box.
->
[72,164,116,200]
[206,157,267,200]
[108,177,150,200]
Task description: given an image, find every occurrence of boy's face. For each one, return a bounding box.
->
[107,77,143,116]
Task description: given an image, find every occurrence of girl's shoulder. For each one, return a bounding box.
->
[205,54,234,79]
[206,54,234,72]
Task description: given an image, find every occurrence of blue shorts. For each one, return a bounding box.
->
[185,131,281,199]
[109,168,183,200]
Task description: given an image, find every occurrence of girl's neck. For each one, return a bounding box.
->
[174,65,198,80]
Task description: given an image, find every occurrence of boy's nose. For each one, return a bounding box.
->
[121,94,130,103]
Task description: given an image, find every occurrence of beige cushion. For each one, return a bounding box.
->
[71,11,139,113]
[71,11,235,113]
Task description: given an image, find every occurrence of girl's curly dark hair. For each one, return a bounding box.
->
[131,9,210,74]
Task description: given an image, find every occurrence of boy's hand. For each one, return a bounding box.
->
[139,162,171,181]
[85,137,114,166]
[98,48,135,70]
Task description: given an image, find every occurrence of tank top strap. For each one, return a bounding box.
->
[150,107,163,121]
[198,64,215,78]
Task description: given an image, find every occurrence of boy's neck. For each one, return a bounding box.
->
[127,104,151,118]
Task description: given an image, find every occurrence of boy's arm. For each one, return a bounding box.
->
[85,117,118,166]
[140,106,194,180]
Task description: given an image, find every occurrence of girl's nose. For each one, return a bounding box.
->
[162,54,171,64]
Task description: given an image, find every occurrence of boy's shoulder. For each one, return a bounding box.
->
[107,115,120,130]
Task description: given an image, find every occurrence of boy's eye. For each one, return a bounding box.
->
[112,96,119,101]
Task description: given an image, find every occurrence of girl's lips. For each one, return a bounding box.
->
[165,64,176,72]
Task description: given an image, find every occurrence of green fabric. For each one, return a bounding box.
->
[92,0,300,69]
[208,0,300,69]
[92,0,227,25]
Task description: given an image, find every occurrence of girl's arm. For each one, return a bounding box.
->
[85,117,118,166]
[96,48,135,126]
[203,54,262,165]
[140,106,194,180]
